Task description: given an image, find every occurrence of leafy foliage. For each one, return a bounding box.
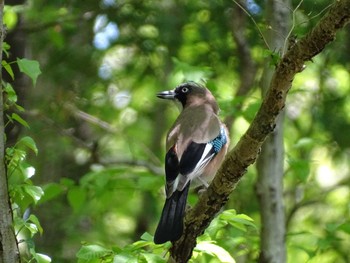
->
[75,210,257,263]
[2,32,49,261]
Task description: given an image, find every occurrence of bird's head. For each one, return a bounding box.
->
[157,82,219,113]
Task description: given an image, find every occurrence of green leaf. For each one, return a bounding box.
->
[30,248,52,263]
[4,5,18,30]
[288,158,310,182]
[35,253,52,263]
[338,222,350,234]
[263,49,281,66]
[125,240,149,251]
[39,183,64,203]
[2,42,11,58]
[4,83,17,103]
[219,210,256,232]
[26,222,40,237]
[141,253,165,263]
[219,209,237,221]
[140,232,154,242]
[195,241,236,263]
[28,214,43,235]
[67,187,86,212]
[12,113,29,128]
[17,58,41,86]
[231,214,257,230]
[60,177,75,187]
[2,60,14,80]
[76,245,113,260]
[23,185,44,203]
[113,253,134,263]
[17,136,38,155]
[15,103,25,112]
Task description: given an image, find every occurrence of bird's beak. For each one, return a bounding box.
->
[157,90,176,100]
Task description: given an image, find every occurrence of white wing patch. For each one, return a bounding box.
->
[186,143,215,181]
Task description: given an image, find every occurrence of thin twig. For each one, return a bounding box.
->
[232,0,270,50]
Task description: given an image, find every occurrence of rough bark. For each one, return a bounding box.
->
[0,1,21,262]
[169,1,350,262]
[256,0,290,262]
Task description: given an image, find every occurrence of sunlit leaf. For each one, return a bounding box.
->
[113,253,135,263]
[23,185,44,203]
[26,222,39,237]
[140,232,154,242]
[219,210,256,232]
[30,248,52,263]
[196,241,236,263]
[4,5,18,30]
[28,214,43,235]
[141,252,164,263]
[125,240,150,251]
[35,253,52,263]
[231,214,257,230]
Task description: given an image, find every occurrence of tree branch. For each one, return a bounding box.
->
[169,1,350,261]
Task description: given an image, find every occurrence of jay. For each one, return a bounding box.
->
[154,81,229,244]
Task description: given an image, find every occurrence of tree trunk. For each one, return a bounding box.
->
[256,0,290,262]
[0,1,21,262]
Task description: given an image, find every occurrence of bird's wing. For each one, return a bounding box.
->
[164,105,224,197]
[164,141,215,196]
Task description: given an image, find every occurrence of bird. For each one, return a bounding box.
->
[154,81,229,244]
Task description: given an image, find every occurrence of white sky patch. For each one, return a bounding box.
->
[108,84,131,109]
[93,14,119,50]
[98,46,135,79]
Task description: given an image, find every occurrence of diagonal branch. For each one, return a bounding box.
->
[169,0,350,261]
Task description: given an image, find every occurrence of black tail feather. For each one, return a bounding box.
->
[154,184,190,244]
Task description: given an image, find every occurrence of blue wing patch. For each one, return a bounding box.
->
[209,126,227,153]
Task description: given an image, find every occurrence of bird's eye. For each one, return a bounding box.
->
[181,87,189,93]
